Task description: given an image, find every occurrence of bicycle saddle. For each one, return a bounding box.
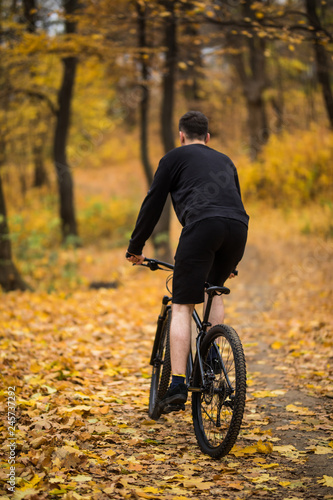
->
[205,285,230,296]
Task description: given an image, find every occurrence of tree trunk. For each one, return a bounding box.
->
[0,1,28,291]
[137,1,154,186]
[23,0,49,187]
[233,53,268,160]
[11,0,17,14]
[0,172,29,291]
[305,0,333,129]
[136,2,173,261]
[247,92,269,159]
[271,57,284,134]
[271,97,283,133]
[160,0,177,154]
[232,0,269,160]
[33,141,49,187]
[180,1,203,102]
[53,0,79,243]
[151,0,177,263]
[23,0,36,33]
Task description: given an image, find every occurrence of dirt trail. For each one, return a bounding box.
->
[225,234,333,499]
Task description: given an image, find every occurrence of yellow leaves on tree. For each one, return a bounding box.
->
[239,125,333,207]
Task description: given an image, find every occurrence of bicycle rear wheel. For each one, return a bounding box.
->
[192,324,246,458]
[148,309,172,420]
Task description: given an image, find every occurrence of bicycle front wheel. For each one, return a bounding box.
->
[148,309,171,420]
[192,324,246,458]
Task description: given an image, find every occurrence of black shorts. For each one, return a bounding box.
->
[172,217,248,304]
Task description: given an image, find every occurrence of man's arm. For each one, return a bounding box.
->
[127,158,171,256]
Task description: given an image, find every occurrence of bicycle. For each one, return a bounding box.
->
[140,257,247,459]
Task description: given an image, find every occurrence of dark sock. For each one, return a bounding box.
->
[170,375,186,389]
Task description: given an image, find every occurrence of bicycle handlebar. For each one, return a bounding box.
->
[141,258,238,276]
[125,253,238,275]
[141,257,174,271]
[125,252,174,270]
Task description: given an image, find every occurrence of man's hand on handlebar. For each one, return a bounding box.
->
[126,251,145,265]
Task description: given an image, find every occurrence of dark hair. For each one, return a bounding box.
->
[179,111,209,141]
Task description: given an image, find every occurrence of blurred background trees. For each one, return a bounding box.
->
[0,0,332,291]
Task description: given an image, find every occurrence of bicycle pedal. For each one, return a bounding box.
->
[162,403,185,414]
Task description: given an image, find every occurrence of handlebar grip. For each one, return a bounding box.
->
[126,252,148,266]
[126,251,143,259]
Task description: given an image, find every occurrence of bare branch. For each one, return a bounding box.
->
[1,88,58,115]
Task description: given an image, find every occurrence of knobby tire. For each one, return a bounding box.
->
[192,324,246,458]
[148,309,171,420]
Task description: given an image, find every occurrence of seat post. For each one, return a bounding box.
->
[203,285,230,330]
[202,294,213,330]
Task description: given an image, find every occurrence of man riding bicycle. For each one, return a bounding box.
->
[126,111,249,413]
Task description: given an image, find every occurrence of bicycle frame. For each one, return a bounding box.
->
[142,258,235,395]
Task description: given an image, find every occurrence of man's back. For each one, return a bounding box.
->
[157,144,249,228]
[128,143,248,256]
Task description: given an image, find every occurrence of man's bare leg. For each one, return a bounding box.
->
[170,303,194,375]
[164,297,223,410]
[204,294,225,327]
[170,298,224,376]
[159,303,193,411]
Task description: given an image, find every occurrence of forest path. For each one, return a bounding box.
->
[0,216,332,500]
[223,231,333,499]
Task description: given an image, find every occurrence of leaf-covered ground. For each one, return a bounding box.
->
[0,216,333,500]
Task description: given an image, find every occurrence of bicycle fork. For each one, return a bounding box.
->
[188,332,235,398]
[150,296,171,366]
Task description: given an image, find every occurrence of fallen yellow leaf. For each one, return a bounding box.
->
[72,475,92,482]
[256,440,273,454]
[99,405,109,414]
[252,390,279,398]
[171,497,192,500]
[312,446,333,455]
[143,486,160,493]
[231,445,257,457]
[271,341,283,350]
[252,473,273,484]
[317,475,333,487]
[285,404,315,416]
[196,481,215,490]
[279,480,291,487]
[103,449,117,457]
[134,490,157,499]
[62,405,92,413]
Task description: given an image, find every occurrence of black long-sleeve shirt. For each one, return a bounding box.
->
[128,144,249,255]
